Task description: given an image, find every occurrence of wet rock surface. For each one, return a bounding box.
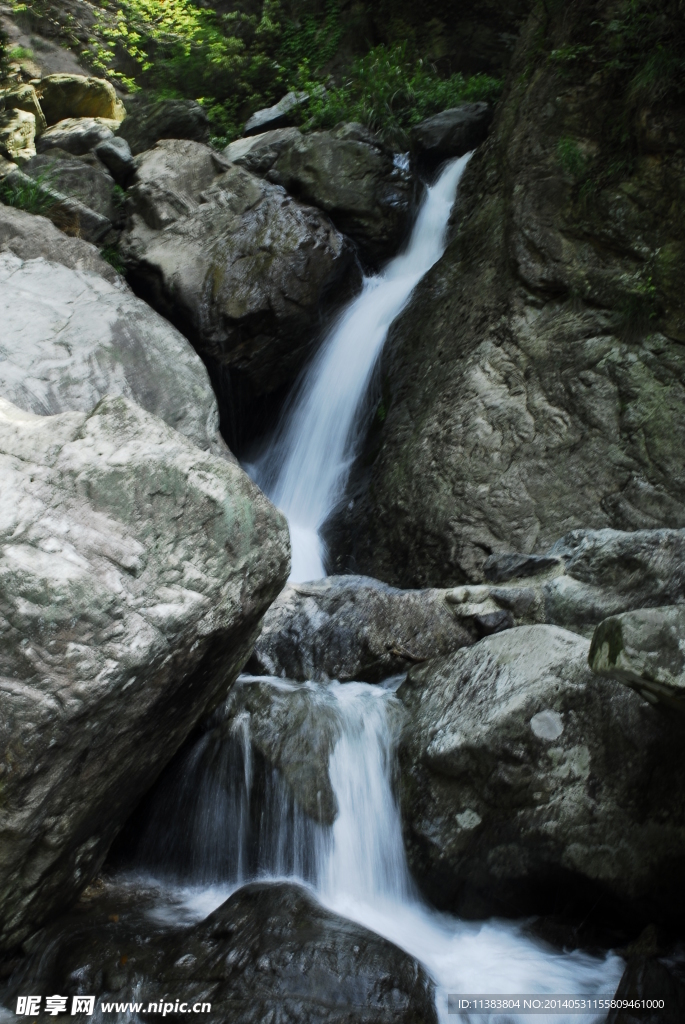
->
[120,141,359,405]
[250,575,475,683]
[410,103,493,171]
[0,395,289,952]
[398,624,685,926]
[0,248,224,454]
[1,879,438,1024]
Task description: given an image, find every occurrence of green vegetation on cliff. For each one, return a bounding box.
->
[7,0,502,144]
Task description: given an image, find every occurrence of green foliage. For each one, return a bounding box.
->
[100,244,126,274]
[299,42,501,145]
[111,184,127,209]
[0,170,56,214]
[556,136,586,178]
[8,45,33,61]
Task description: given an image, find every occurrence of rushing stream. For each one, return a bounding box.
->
[157,155,625,1019]
[253,154,473,581]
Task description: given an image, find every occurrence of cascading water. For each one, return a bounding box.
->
[112,158,623,1020]
[129,677,623,1022]
[253,154,472,582]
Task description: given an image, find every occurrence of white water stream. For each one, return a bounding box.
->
[253,154,472,581]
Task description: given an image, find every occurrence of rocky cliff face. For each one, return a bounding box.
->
[327,0,685,587]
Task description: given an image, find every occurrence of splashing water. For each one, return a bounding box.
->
[254,155,472,582]
[132,678,623,1023]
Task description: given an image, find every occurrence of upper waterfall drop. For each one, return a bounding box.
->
[253,154,472,582]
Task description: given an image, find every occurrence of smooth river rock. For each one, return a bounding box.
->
[0,246,224,455]
[35,74,125,126]
[120,141,358,409]
[250,575,476,683]
[398,625,685,926]
[0,395,289,951]
[410,103,493,170]
[0,205,119,282]
[2,879,438,1024]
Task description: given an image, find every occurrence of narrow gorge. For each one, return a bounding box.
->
[1,1,685,1023]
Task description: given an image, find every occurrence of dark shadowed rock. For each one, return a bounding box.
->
[120,141,359,403]
[398,625,685,926]
[2,166,112,242]
[590,605,685,713]
[24,149,117,221]
[250,575,475,683]
[94,135,134,184]
[264,123,418,265]
[411,103,493,170]
[2,879,437,1024]
[0,396,289,951]
[223,126,302,176]
[117,97,209,156]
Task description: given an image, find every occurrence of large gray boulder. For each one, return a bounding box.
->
[120,141,358,404]
[590,605,685,713]
[398,625,685,924]
[0,246,223,455]
[4,880,438,1024]
[0,395,289,952]
[259,123,417,265]
[250,575,475,683]
[0,204,119,282]
[243,91,309,136]
[36,117,118,156]
[2,166,112,243]
[117,96,210,156]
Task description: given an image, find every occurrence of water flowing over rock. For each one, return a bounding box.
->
[250,575,475,683]
[328,0,685,588]
[398,624,685,925]
[590,605,685,713]
[0,247,224,455]
[1,879,438,1024]
[120,140,359,410]
[258,123,418,265]
[0,395,289,951]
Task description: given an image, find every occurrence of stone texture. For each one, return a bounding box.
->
[398,625,685,925]
[589,605,685,713]
[0,248,223,454]
[410,103,493,170]
[94,135,134,185]
[250,575,475,683]
[0,108,36,161]
[116,96,209,156]
[2,167,112,243]
[0,205,119,282]
[264,123,417,265]
[2,879,438,1024]
[120,141,358,405]
[0,395,289,952]
[36,74,125,126]
[243,91,309,136]
[0,85,47,134]
[327,0,685,588]
[36,117,118,156]
[24,150,117,221]
[223,127,302,176]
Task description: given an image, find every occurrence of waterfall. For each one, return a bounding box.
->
[253,154,472,582]
[130,677,623,1022]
